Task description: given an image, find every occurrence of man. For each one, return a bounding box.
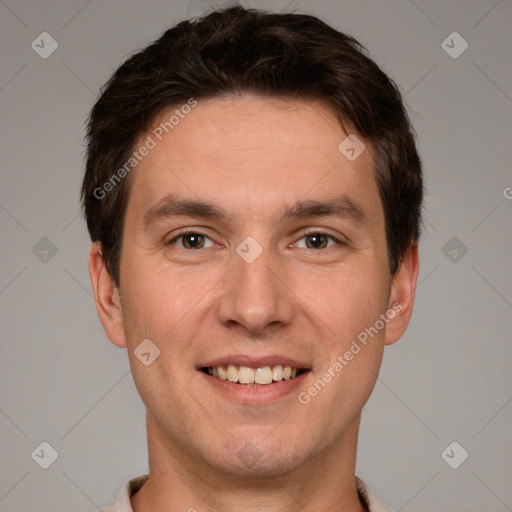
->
[82,5,423,511]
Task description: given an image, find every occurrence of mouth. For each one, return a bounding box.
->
[201,364,307,386]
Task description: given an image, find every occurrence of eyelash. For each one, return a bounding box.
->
[166,230,342,250]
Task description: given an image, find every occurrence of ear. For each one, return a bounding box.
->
[384,242,419,346]
[88,242,127,348]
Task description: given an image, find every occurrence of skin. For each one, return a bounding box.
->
[89,94,419,512]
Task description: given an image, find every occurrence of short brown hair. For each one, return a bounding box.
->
[82,6,423,286]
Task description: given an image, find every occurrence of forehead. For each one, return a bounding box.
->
[126,94,382,228]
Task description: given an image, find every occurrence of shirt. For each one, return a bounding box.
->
[101,474,393,512]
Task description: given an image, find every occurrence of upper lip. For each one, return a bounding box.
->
[198,355,309,369]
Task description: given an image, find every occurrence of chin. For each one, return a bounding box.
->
[203,433,315,479]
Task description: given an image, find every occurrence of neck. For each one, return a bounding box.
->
[131,414,367,512]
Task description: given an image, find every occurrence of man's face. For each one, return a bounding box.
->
[98,95,414,477]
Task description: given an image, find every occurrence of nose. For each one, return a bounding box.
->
[216,242,295,336]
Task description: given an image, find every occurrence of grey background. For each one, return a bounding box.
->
[1,0,511,510]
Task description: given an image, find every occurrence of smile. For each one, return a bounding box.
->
[202,364,306,385]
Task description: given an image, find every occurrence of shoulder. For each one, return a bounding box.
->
[356,476,394,512]
[100,474,149,512]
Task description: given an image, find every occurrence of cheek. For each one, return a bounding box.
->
[118,259,225,391]
[297,263,388,406]
[120,267,205,419]
[298,270,386,433]
[119,257,202,339]
[296,263,389,346]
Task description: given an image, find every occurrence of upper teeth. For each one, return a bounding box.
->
[208,365,299,385]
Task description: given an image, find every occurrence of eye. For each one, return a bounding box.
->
[168,232,216,250]
[294,232,339,249]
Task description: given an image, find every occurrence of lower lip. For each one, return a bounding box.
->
[200,371,308,404]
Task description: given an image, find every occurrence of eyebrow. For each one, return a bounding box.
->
[278,197,368,226]
[141,193,368,229]
[142,194,229,228]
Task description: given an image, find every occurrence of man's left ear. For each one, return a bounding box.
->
[384,242,419,346]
